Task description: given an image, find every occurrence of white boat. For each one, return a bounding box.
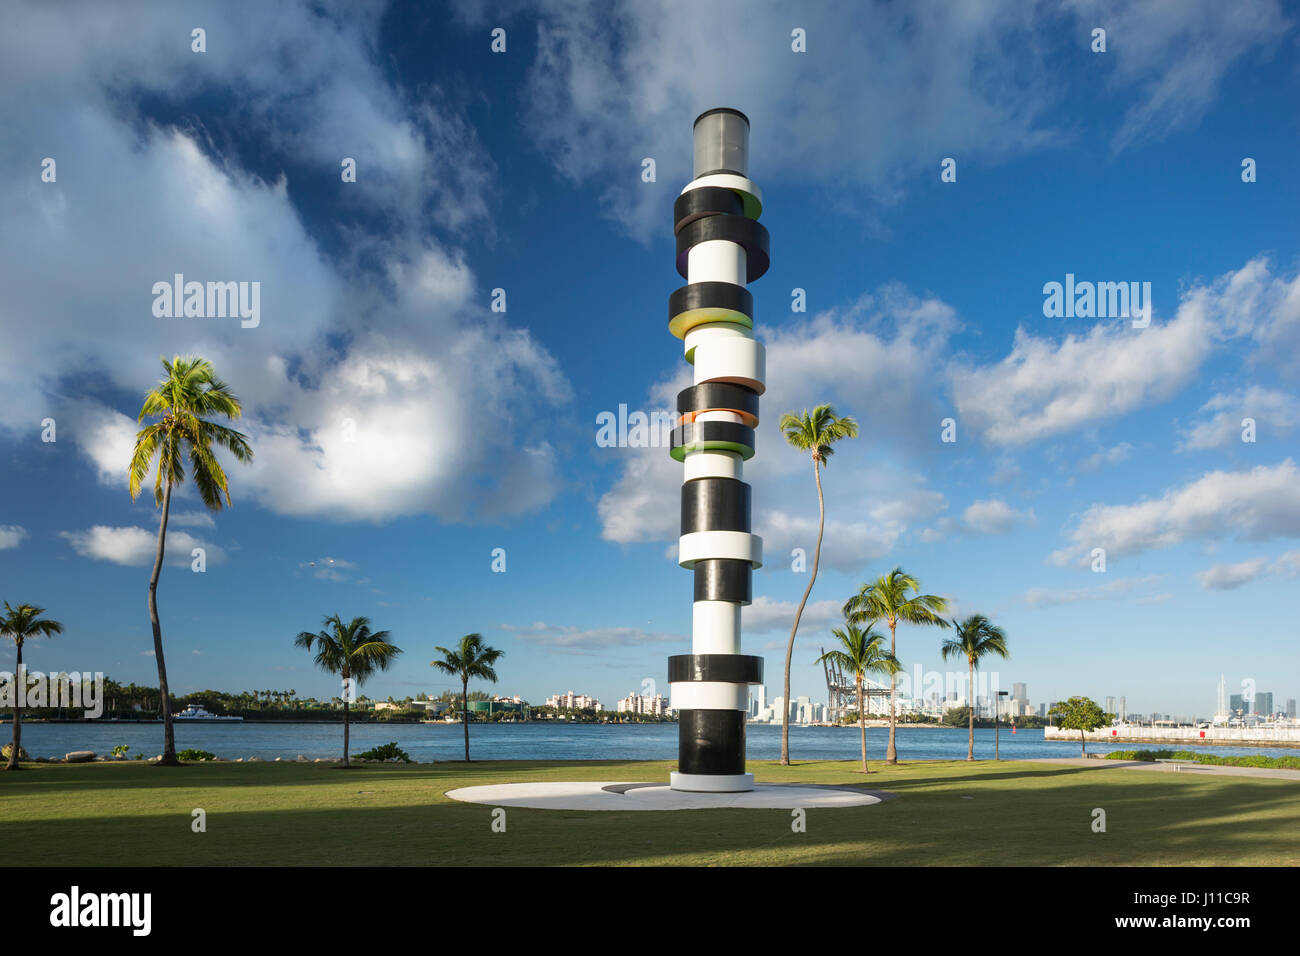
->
[175,704,243,722]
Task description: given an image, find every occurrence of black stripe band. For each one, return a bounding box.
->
[669,654,763,684]
[681,477,750,534]
[675,214,770,282]
[676,381,759,419]
[693,557,752,604]
[678,709,747,775]
[669,421,755,459]
[668,281,753,323]
[674,187,745,235]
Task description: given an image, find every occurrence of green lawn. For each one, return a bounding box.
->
[2,759,1296,866]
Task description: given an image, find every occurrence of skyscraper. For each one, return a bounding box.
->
[1256,692,1273,716]
[1288,699,1297,719]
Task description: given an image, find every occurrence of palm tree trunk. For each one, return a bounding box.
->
[462,678,470,761]
[885,620,898,764]
[343,696,351,767]
[1080,729,1086,758]
[967,660,975,760]
[149,480,179,766]
[857,673,867,773]
[781,456,825,765]
[6,642,22,770]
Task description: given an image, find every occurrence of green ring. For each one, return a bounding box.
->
[670,440,755,462]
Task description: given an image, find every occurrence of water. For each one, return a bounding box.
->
[13,721,1300,762]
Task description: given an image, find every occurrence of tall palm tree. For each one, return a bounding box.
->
[1,603,63,770]
[844,567,949,764]
[940,614,1010,760]
[777,404,858,765]
[431,634,504,761]
[129,355,252,765]
[295,615,401,767]
[816,622,899,773]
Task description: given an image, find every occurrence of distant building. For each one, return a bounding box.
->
[1288,699,1297,719]
[1256,692,1273,717]
[616,692,667,716]
[546,691,602,712]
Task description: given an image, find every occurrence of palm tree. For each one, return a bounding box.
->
[129,356,252,765]
[844,567,949,764]
[941,615,1010,760]
[777,404,858,765]
[1,603,63,770]
[816,622,899,773]
[295,615,401,767]
[431,634,504,761]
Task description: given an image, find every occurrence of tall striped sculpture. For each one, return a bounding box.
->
[668,108,768,792]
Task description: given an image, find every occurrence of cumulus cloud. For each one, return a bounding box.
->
[0,1,572,524]
[1196,550,1300,590]
[953,259,1300,445]
[921,498,1034,541]
[596,288,954,559]
[1051,460,1300,567]
[1178,386,1300,450]
[60,525,224,567]
[0,525,28,550]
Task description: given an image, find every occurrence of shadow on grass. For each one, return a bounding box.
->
[2,759,1298,866]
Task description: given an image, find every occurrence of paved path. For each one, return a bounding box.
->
[445,781,890,810]
[1024,757,1300,781]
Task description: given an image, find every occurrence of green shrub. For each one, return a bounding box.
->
[178,748,217,761]
[355,742,412,763]
[111,744,130,758]
[1106,749,1300,770]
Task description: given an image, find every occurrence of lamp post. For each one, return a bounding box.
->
[996,690,1009,760]
[667,108,769,793]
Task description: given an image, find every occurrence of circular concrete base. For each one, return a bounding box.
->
[444,781,888,811]
[670,771,754,792]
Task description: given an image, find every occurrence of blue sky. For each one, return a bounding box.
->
[1,1,1298,717]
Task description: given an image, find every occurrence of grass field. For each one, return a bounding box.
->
[2,759,1297,866]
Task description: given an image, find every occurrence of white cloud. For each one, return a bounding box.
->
[1052,460,1300,567]
[1078,443,1133,472]
[502,622,683,653]
[743,596,841,635]
[921,498,1034,541]
[961,498,1035,536]
[0,525,27,550]
[953,259,1300,445]
[953,296,1213,446]
[1196,550,1300,590]
[0,3,573,524]
[59,526,224,567]
[1073,0,1294,153]
[169,511,216,529]
[597,288,953,554]
[1179,386,1300,450]
[1023,575,1164,608]
[454,0,1282,238]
